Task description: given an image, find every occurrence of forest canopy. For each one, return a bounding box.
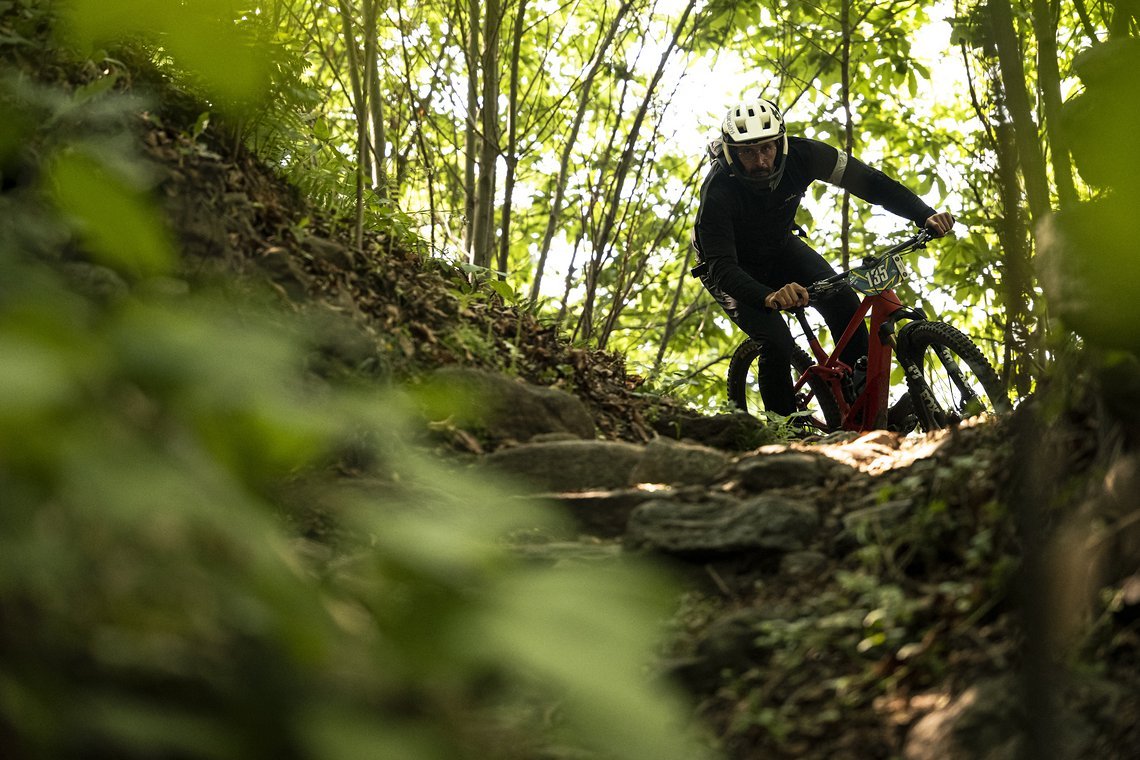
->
[13,0,1134,406]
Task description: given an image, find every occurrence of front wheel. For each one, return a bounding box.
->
[897,321,1010,432]
[727,340,842,432]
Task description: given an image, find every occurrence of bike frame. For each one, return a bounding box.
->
[787,232,932,432]
[791,291,909,431]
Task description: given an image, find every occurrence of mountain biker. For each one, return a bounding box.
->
[692,97,955,419]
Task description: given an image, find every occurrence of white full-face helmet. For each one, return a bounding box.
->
[717,98,789,190]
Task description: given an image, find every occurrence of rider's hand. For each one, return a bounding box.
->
[924,211,955,237]
[764,282,809,310]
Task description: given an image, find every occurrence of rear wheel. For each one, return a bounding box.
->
[898,321,1010,431]
[727,340,842,431]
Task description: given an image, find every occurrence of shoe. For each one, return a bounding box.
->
[887,393,917,433]
[845,358,867,403]
[843,366,866,403]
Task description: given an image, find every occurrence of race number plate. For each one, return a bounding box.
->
[848,254,903,295]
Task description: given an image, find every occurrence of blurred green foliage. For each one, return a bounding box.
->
[0,3,711,758]
[48,148,176,276]
[57,0,270,108]
[1039,38,1140,352]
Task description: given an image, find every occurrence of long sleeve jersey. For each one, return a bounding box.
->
[694,136,937,306]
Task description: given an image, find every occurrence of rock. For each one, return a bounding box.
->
[651,410,771,450]
[304,303,384,379]
[258,245,311,286]
[531,432,582,443]
[625,494,820,555]
[732,452,830,491]
[484,440,644,492]
[834,500,914,554]
[534,487,672,537]
[630,438,731,486]
[841,500,913,532]
[1097,452,1140,583]
[510,540,623,565]
[427,367,595,443]
[301,234,356,269]
[904,677,1024,760]
[58,262,129,302]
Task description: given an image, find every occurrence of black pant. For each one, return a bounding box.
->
[701,236,868,415]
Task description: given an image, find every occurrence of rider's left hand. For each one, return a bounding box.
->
[924,211,955,237]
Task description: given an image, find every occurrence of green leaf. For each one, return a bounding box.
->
[47,150,176,277]
[59,0,270,107]
[488,279,516,302]
[191,111,211,140]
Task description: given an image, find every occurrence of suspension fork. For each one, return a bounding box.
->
[934,346,981,404]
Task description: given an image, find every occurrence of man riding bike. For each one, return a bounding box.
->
[691,97,955,421]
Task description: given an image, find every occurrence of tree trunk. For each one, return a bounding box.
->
[578,0,696,345]
[471,0,502,269]
[596,161,701,347]
[653,250,695,376]
[464,0,479,260]
[1110,0,1138,37]
[338,0,367,250]
[988,0,1051,223]
[840,0,853,269]
[1070,0,1100,41]
[363,0,387,200]
[993,118,1034,397]
[1030,0,1077,210]
[497,0,529,277]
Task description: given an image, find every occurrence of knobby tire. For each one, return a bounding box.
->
[898,321,1010,431]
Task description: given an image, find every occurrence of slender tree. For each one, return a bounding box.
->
[839,0,854,268]
[363,0,387,200]
[528,0,638,304]
[988,0,1051,224]
[464,0,479,257]
[1030,0,1077,209]
[471,0,503,268]
[497,0,530,276]
[338,0,368,249]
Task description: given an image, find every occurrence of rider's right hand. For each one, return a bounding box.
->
[764,282,810,310]
[924,211,955,237]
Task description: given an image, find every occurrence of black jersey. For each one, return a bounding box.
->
[694,136,936,306]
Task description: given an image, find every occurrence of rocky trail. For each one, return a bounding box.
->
[429,367,1039,758]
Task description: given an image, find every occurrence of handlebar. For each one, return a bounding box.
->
[803,227,937,303]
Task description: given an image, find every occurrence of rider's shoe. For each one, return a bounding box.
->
[887,393,917,433]
[845,358,868,403]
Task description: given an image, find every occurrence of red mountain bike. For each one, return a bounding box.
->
[727,229,1011,433]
